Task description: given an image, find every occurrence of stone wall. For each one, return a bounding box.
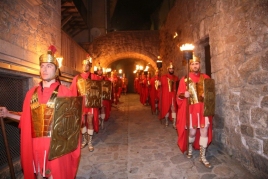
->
[160,0,268,176]
[0,0,80,83]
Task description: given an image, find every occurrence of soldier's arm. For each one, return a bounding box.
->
[0,107,21,122]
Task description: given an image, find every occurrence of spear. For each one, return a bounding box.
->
[0,114,16,179]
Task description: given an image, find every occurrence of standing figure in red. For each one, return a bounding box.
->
[109,70,121,105]
[159,62,179,128]
[121,73,128,95]
[176,55,213,168]
[140,72,150,105]
[134,73,140,93]
[70,55,99,152]
[149,70,161,115]
[0,45,80,179]
[96,65,111,129]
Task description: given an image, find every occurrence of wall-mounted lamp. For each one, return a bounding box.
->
[173,32,178,39]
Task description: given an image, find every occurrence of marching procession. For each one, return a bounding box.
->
[0,45,215,178]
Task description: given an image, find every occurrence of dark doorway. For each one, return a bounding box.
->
[204,38,211,77]
[0,73,28,172]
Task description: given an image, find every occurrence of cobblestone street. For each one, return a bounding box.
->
[76,94,257,179]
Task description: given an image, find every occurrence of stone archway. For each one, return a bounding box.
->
[84,31,160,70]
[99,52,157,69]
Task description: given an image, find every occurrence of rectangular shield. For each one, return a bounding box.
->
[48,96,83,160]
[102,80,112,100]
[84,79,102,108]
[203,79,215,116]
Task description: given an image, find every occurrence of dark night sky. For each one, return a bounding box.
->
[111,0,163,31]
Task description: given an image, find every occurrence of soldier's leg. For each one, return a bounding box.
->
[187,129,196,158]
[155,99,159,115]
[81,115,88,149]
[164,112,169,127]
[171,105,176,129]
[100,106,105,129]
[199,127,212,168]
[87,112,94,152]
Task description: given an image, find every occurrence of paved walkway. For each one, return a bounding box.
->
[76,94,256,179]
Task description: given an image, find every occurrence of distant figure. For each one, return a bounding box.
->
[96,64,112,129]
[70,55,100,152]
[159,62,179,129]
[149,70,161,115]
[121,73,128,95]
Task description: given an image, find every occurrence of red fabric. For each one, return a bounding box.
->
[134,77,139,93]
[176,73,213,153]
[19,82,80,179]
[121,77,128,93]
[70,72,100,132]
[159,74,179,120]
[140,76,149,105]
[149,76,160,112]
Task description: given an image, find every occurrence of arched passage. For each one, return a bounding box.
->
[84,31,160,72]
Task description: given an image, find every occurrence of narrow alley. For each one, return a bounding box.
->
[76,94,256,179]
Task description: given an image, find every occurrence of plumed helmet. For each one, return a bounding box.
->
[97,62,103,71]
[189,55,201,64]
[82,54,92,65]
[167,61,174,69]
[39,45,58,67]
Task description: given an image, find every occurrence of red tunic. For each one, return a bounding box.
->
[140,77,149,105]
[70,72,99,132]
[19,82,80,179]
[134,77,139,93]
[149,76,160,113]
[176,72,213,153]
[159,74,179,119]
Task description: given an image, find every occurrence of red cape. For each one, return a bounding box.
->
[149,76,160,112]
[140,77,149,105]
[159,74,179,119]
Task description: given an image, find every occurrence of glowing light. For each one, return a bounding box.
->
[173,32,178,39]
[179,44,195,51]
[94,66,97,71]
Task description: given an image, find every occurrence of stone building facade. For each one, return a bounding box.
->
[160,0,268,176]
